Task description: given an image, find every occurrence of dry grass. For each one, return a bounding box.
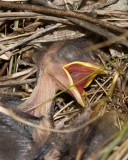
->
[0,0,128,159]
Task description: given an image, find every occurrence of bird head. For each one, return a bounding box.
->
[19,38,107,119]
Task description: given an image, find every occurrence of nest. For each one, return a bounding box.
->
[0,0,128,160]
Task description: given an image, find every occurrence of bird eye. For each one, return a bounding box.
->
[55,44,82,62]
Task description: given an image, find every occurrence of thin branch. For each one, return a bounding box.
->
[68,17,128,47]
[0,23,62,55]
[0,1,127,34]
[0,68,36,81]
[0,78,36,86]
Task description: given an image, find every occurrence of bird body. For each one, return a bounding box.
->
[17,37,107,143]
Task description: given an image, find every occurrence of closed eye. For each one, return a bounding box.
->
[55,44,82,62]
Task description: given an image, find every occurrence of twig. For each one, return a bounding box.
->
[19,68,37,80]
[0,12,72,25]
[0,68,36,81]
[17,59,36,67]
[0,32,34,42]
[84,33,128,52]
[68,17,128,47]
[0,23,62,55]
[0,91,30,97]
[0,1,127,34]
[0,62,8,76]
[0,78,36,86]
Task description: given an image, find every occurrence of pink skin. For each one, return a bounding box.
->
[17,40,107,143]
[18,42,69,118]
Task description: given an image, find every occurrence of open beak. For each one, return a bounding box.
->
[63,61,107,107]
